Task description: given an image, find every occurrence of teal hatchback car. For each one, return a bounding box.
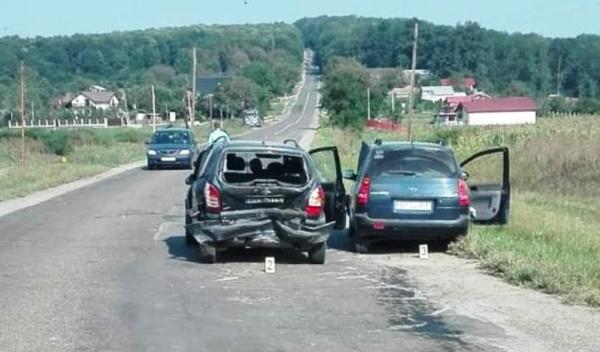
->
[343,140,510,253]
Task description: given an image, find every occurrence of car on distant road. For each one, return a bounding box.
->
[146,128,197,170]
[343,140,510,253]
[184,139,346,264]
[242,109,263,127]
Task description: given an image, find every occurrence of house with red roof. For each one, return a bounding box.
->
[440,77,476,92]
[459,97,537,126]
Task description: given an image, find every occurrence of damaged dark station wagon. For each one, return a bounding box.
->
[184,139,346,264]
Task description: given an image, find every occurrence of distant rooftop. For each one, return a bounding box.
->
[461,97,537,113]
[196,76,232,95]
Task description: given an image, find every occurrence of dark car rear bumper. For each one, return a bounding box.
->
[353,213,469,241]
[187,209,333,249]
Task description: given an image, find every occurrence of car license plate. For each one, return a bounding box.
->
[245,197,285,206]
[394,200,433,212]
[160,157,176,162]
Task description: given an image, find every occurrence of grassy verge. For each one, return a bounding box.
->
[313,116,600,306]
[0,128,151,201]
[0,118,253,202]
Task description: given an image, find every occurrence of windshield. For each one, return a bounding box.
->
[367,147,458,179]
[151,131,191,145]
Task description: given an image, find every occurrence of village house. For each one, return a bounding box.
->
[70,86,119,111]
[389,86,419,100]
[458,97,537,125]
[421,86,466,103]
[440,77,476,92]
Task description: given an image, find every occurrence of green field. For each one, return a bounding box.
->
[312,116,600,306]
[0,128,152,201]
[0,119,252,202]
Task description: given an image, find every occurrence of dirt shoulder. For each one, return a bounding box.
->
[355,246,600,352]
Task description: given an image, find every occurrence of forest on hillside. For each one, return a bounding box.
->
[0,23,304,120]
[2,16,600,125]
[296,16,600,100]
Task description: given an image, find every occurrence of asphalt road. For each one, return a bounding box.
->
[1,68,598,352]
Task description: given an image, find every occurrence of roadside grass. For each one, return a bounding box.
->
[0,118,253,202]
[0,128,150,201]
[313,116,600,306]
[452,192,600,306]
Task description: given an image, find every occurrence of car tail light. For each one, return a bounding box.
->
[357,176,371,206]
[305,186,325,218]
[458,179,471,207]
[204,183,222,213]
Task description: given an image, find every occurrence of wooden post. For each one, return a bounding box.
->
[19,61,25,161]
[407,22,419,141]
[151,85,156,132]
[191,47,197,128]
[367,87,371,120]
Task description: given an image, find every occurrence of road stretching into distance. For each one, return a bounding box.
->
[1,64,599,352]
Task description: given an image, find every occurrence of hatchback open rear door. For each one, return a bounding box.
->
[461,147,510,224]
[309,146,346,229]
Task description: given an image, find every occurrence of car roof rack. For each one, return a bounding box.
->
[283,139,300,148]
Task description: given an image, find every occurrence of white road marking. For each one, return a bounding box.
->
[274,92,311,136]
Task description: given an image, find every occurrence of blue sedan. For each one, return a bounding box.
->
[146,128,197,170]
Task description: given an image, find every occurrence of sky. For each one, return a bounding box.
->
[1,0,600,38]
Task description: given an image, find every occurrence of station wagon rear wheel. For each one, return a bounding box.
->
[199,243,216,264]
[354,241,369,254]
[308,242,326,264]
[185,214,196,246]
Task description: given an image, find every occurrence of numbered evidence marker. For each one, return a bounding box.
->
[265,257,276,273]
[419,244,429,259]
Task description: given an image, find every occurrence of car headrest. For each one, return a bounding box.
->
[227,154,246,171]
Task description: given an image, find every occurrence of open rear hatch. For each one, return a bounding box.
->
[219,150,311,216]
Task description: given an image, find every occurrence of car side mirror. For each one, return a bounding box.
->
[144,141,150,145]
[342,169,357,181]
[185,174,195,185]
[461,170,470,181]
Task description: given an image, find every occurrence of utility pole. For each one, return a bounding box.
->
[151,84,156,133]
[19,61,25,161]
[556,55,562,96]
[407,22,419,141]
[120,89,130,125]
[186,90,193,129]
[191,47,197,128]
[367,87,371,120]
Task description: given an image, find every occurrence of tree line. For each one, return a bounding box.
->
[0,23,304,122]
[297,16,600,121]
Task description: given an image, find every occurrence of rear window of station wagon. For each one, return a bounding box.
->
[367,147,458,179]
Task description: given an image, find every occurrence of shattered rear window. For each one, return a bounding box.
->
[222,151,308,185]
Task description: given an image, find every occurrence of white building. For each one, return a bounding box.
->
[421,86,466,103]
[71,90,119,110]
[460,97,537,126]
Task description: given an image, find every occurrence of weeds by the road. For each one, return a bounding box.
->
[313,116,600,306]
[0,118,254,202]
[0,128,150,201]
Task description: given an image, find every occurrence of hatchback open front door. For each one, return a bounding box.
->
[309,146,346,229]
[461,147,510,224]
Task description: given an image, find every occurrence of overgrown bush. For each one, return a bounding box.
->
[25,130,73,155]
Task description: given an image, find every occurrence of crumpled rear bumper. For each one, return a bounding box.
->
[187,208,334,248]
